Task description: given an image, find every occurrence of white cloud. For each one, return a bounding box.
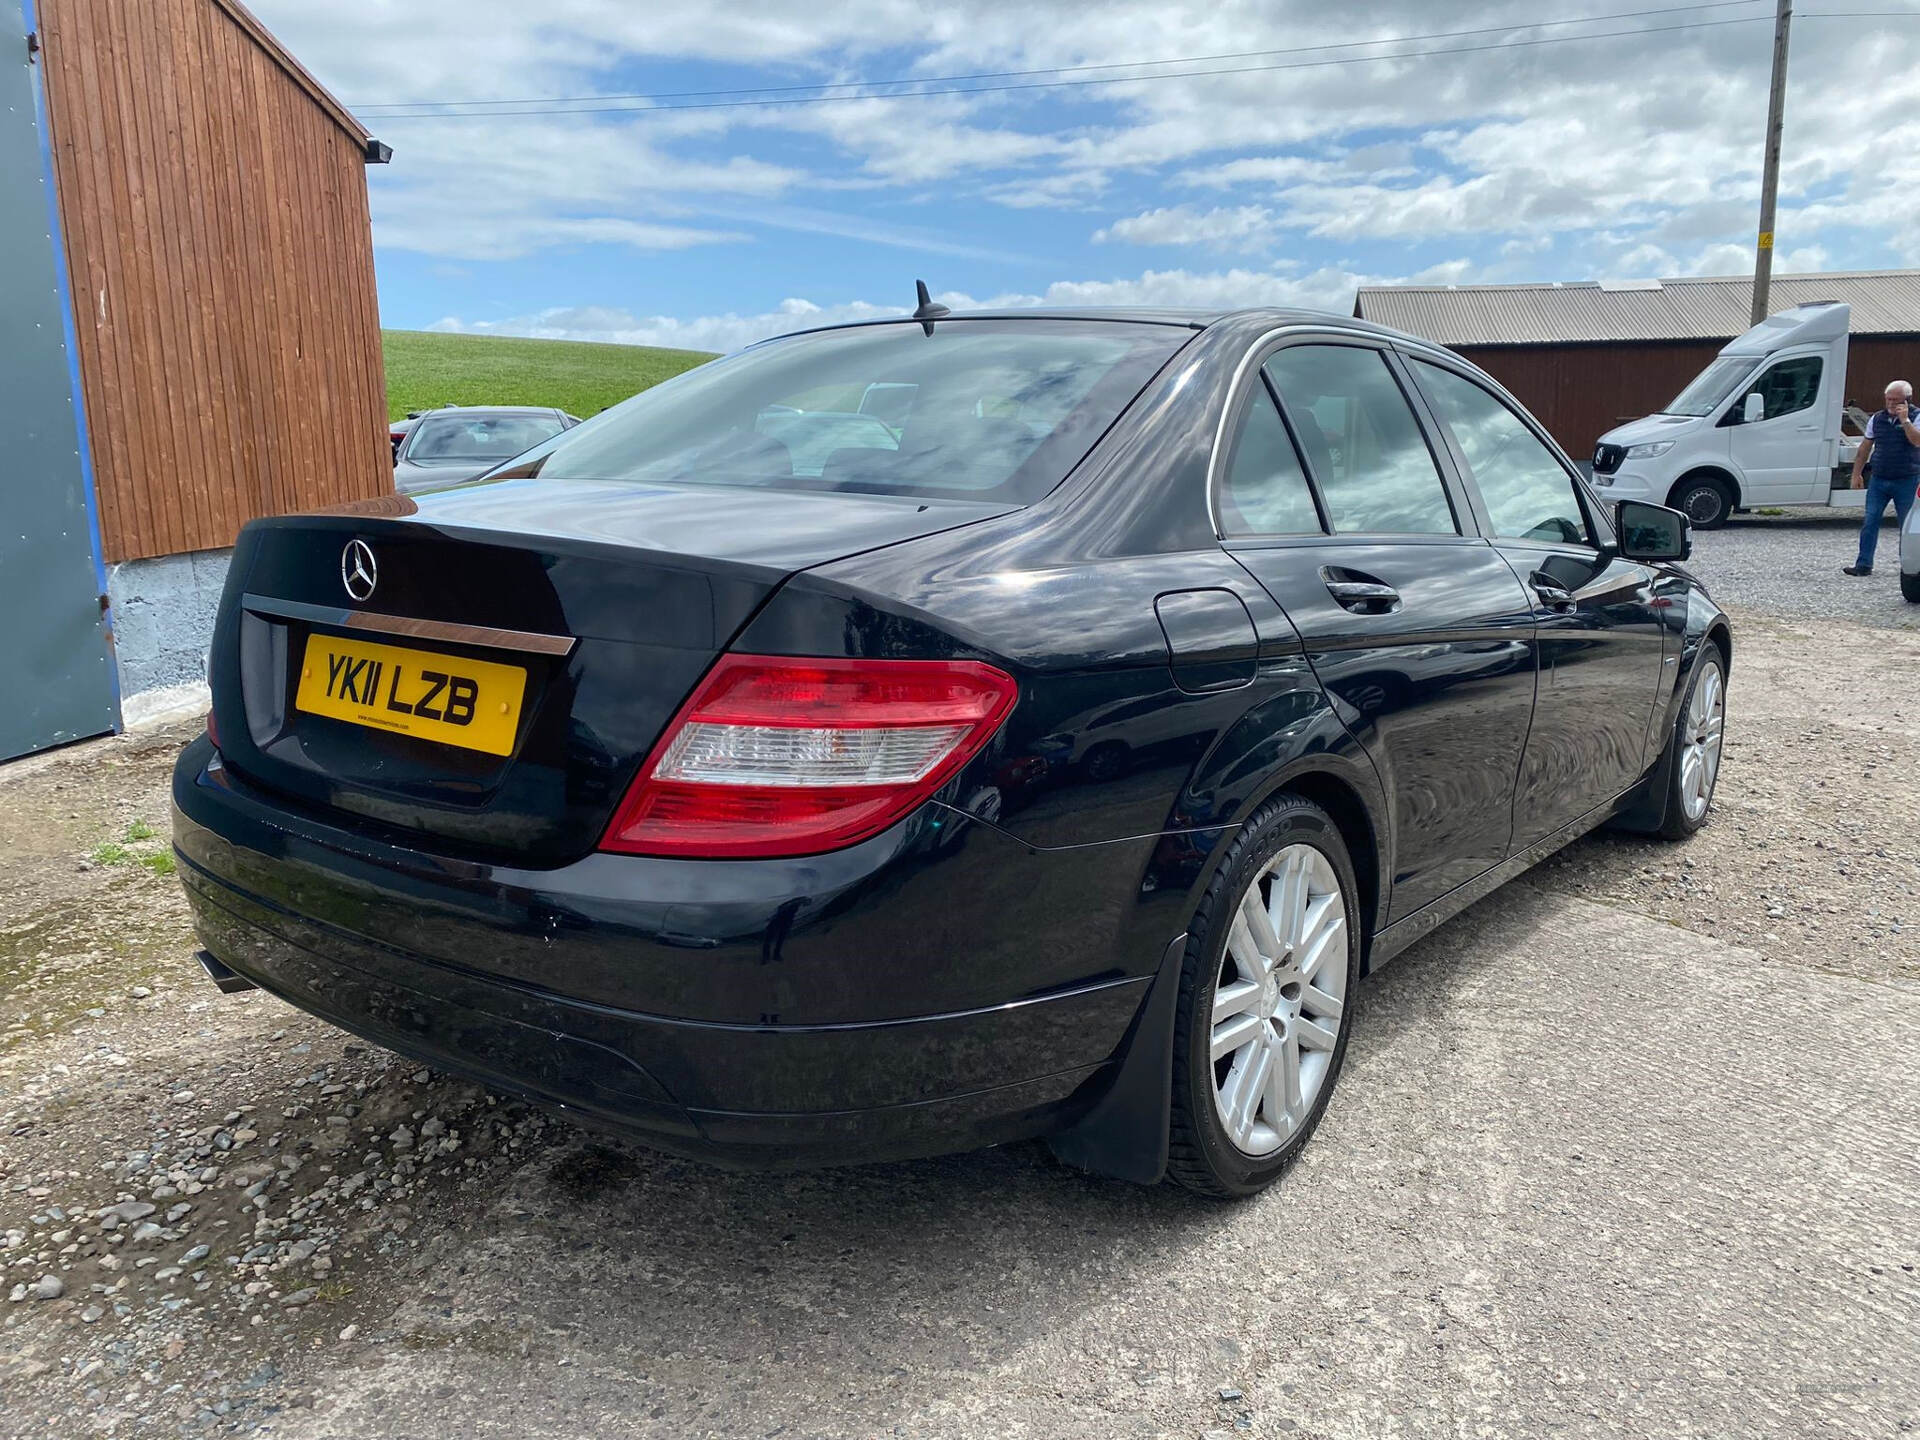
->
[1185,155,1337,189]
[429,298,913,355]
[426,258,1481,353]
[246,0,1920,305]
[1094,205,1275,251]
[379,216,746,261]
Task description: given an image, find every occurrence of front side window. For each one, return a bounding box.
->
[1741,355,1823,422]
[1413,362,1589,545]
[1218,385,1322,537]
[1262,346,1457,535]
[519,321,1190,504]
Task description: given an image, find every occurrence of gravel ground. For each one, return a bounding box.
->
[1,613,1915,1438]
[1683,509,1919,629]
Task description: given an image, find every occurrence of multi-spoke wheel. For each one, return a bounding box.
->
[1659,645,1727,840]
[1208,845,1347,1156]
[1168,794,1360,1198]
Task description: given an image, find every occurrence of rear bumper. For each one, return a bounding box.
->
[172,736,1165,1169]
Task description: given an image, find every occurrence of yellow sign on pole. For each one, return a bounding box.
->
[1757,231,1775,250]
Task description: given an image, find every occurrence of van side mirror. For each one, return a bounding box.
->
[1742,391,1765,424]
[1616,500,1691,562]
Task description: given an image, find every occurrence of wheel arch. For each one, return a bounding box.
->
[1668,465,1743,511]
[1048,756,1389,1186]
[1267,767,1385,974]
[1702,616,1732,672]
[1194,756,1390,974]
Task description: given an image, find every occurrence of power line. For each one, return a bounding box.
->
[352,1,1769,115]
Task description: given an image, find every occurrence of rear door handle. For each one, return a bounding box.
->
[1530,574,1577,612]
[1322,572,1402,615]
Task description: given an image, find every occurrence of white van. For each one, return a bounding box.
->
[1589,301,1865,528]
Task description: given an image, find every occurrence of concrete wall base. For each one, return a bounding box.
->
[106,548,231,712]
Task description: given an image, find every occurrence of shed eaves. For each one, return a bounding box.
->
[211,0,371,145]
[1355,270,1920,347]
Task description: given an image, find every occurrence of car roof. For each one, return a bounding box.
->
[761,306,1418,347]
[413,405,565,417]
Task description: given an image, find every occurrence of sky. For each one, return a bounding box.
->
[247,0,1920,355]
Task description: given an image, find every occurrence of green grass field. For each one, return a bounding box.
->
[382,330,715,422]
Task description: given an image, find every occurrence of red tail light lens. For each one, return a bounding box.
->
[600,655,1019,859]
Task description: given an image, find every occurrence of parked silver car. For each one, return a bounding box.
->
[1901,483,1919,603]
[393,407,579,494]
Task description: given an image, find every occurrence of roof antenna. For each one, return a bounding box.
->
[912,279,950,336]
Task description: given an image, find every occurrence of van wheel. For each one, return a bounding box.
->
[1669,474,1733,530]
[1166,794,1360,1199]
[1903,570,1920,604]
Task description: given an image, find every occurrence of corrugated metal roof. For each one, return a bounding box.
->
[1354,270,1920,347]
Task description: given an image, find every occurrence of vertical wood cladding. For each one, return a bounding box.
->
[37,0,387,562]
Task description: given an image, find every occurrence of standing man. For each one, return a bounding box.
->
[1844,380,1920,576]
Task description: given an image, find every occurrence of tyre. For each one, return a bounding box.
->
[1657,644,1727,840]
[1080,740,1131,784]
[1167,794,1361,1198]
[1903,569,1920,604]
[1669,474,1733,530]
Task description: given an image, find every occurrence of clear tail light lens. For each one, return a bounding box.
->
[600,655,1019,858]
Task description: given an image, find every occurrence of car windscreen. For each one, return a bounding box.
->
[1664,357,1755,418]
[406,414,566,465]
[516,320,1192,504]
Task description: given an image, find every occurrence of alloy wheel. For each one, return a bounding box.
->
[1209,843,1349,1158]
[1680,657,1725,821]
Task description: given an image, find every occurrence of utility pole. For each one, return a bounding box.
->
[1751,0,1793,325]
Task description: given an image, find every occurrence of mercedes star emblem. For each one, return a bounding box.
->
[341,539,378,602]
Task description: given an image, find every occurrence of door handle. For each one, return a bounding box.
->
[1322,572,1402,615]
[1530,573,1577,612]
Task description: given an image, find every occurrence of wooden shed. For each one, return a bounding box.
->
[3,0,389,760]
[1355,270,1920,461]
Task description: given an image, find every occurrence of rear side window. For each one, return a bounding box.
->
[1413,361,1589,545]
[1262,346,1457,535]
[1218,386,1322,536]
[522,321,1190,504]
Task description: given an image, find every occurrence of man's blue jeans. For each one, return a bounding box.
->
[1857,474,1917,569]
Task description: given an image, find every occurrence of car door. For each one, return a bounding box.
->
[1406,355,1668,848]
[1721,351,1827,502]
[1219,340,1538,923]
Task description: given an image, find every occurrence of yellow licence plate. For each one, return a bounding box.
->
[294,634,527,756]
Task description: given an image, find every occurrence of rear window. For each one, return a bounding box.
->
[521,320,1190,504]
[406,413,565,464]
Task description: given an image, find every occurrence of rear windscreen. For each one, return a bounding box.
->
[518,320,1192,505]
[405,413,566,464]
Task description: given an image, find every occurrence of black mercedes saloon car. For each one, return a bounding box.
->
[174,306,1729,1197]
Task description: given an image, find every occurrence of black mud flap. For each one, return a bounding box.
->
[1045,932,1187,1185]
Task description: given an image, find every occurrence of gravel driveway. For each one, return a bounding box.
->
[1685,509,1918,629]
[2,615,1916,1439]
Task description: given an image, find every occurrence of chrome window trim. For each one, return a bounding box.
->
[1205,324,1394,541]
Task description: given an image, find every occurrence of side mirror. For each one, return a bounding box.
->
[1742,391,1765,425]
[1616,499,1691,562]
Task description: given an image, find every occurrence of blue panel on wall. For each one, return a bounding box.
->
[1,1,120,760]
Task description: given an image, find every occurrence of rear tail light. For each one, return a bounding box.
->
[600,655,1018,859]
